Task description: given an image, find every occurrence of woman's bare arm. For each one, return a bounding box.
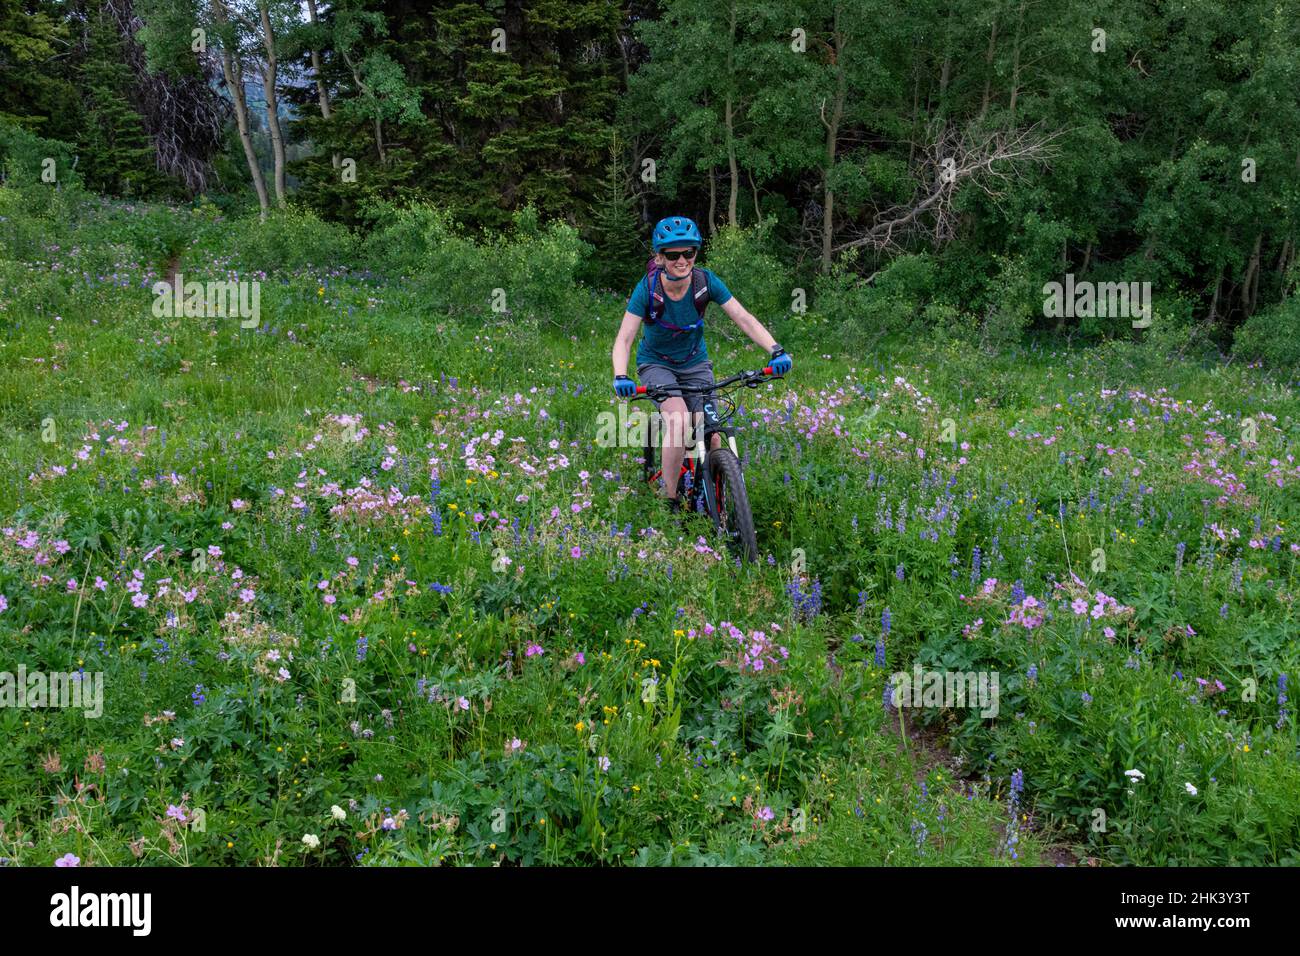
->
[721,297,778,352]
[612,310,643,377]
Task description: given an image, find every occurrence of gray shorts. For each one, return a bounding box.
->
[636,360,715,414]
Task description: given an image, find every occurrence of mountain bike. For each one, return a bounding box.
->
[630,365,785,564]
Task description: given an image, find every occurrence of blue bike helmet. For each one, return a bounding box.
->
[652,216,703,251]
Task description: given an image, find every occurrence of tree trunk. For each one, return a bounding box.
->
[708,166,717,236]
[306,0,338,169]
[978,17,998,121]
[821,6,845,274]
[1278,146,1300,282]
[1240,233,1262,316]
[1207,267,1223,324]
[341,51,387,166]
[613,16,630,87]
[1008,0,1026,125]
[213,0,269,220]
[725,95,738,227]
[374,117,386,165]
[258,2,287,205]
[908,35,919,168]
[749,170,761,223]
[936,7,953,142]
[724,2,738,227]
[1081,240,1092,274]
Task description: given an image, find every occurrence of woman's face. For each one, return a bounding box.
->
[657,245,698,281]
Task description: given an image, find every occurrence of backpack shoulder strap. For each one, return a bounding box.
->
[646,258,663,325]
[689,268,709,319]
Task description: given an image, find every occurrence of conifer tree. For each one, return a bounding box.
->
[77,10,160,196]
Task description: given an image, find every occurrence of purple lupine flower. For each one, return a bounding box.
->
[911,813,928,853]
[1004,769,1025,860]
[786,577,823,623]
[874,636,886,668]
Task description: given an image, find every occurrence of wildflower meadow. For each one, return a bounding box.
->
[1,188,1296,869]
[1,1,1298,888]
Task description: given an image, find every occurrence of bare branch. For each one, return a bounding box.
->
[101,0,230,194]
[834,119,1065,254]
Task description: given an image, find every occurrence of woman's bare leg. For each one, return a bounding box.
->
[659,396,689,498]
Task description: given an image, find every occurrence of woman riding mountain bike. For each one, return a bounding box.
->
[610,216,794,513]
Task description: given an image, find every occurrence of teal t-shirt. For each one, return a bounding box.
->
[627,268,732,369]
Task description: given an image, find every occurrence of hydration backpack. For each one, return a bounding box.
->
[645,256,709,332]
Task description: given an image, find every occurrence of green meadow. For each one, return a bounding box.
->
[0,189,1296,866]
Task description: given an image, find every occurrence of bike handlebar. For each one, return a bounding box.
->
[633,366,779,399]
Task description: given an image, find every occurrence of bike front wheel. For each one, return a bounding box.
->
[705,447,759,563]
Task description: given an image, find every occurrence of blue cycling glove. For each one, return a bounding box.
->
[614,375,637,398]
[769,345,793,375]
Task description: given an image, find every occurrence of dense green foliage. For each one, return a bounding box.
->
[2,0,1296,357]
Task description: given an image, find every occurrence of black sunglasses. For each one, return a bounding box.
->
[661,248,698,262]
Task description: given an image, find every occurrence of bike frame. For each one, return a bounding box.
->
[631,365,780,511]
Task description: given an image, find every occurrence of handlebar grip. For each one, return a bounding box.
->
[762,366,774,376]
[635,385,647,394]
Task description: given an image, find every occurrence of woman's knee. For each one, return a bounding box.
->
[658,398,689,444]
[661,396,687,415]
